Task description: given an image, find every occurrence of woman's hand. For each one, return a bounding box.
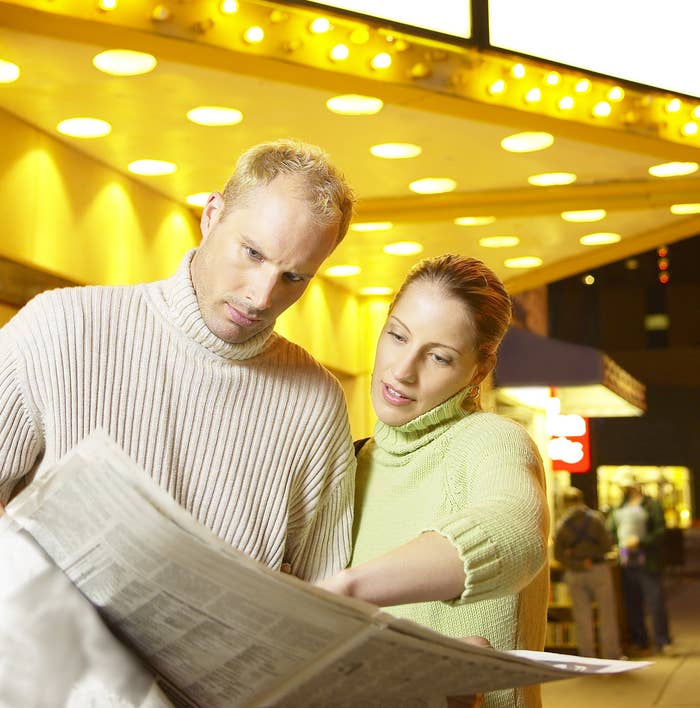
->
[446,636,492,708]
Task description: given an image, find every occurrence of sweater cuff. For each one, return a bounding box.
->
[423,514,504,606]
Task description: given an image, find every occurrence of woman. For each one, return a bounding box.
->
[318,254,550,708]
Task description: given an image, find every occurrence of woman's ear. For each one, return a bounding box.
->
[199,192,225,242]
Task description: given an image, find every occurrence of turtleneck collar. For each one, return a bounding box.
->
[159,248,275,361]
[373,389,472,457]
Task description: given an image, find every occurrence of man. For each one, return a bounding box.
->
[553,487,624,659]
[608,470,674,656]
[0,138,356,582]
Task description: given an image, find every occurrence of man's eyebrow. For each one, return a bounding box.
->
[390,315,464,355]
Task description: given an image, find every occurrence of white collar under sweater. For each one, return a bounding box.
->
[154,248,275,361]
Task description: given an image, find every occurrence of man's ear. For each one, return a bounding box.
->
[200,192,225,242]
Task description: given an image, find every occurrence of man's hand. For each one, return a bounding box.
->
[446,636,492,708]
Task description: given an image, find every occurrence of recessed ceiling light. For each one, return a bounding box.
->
[186,192,210,207]
[57,117,111,138]
[360,286,393,296]
[0,59,20,83]
[592,101,612,117]
[370,143,422,159]
[329,44,350,61]
[309,17,331,33]
[383,241,423,256]
[370,52,392,70]
[92,49,157,76]
[479,236,520,248]
[325,265,361,277]
[500,132,554,153]
[326,94,383,115]
[670,203,700,215]
[454,216,496,226]
[579,232,621,246]
[504,256,542,269]
[350,222,393,232]
[608,86,625,102]
[186,106,243,126]
[409,177,457,194]
[128,159,177,176]
[219,0,238,14]
[528,172,577,187]
[524,87,542,103]
[582,274,595,286]
[648,161,699,178]
[561,209,606,222]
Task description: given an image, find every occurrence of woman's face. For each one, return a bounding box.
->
[371,280,480,427]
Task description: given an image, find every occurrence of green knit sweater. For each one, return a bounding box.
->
[351,392,550,708]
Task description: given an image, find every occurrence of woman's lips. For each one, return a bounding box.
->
[226,303,257,327]
[381,382,414,406]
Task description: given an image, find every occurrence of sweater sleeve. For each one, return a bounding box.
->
[284,384,356,583]
[425,417,549,604]
[0,312,44,505]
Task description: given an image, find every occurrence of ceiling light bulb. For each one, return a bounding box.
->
[186,192,210,207]
[330,44,349,61]
[561,209,606,222]
[575,79,591,93]
[325,265,361,277]
[350,27,370,44]
[219,0,238,13]
[93,49,157,76]
[524,87,541,103]
[608,86,625,102]
[310,17,331,33]
[512,63,525,79]
[558,96,575,110]
[479,236,520,248]
[360,286,393,296]
[370,143,421,159]
[579,232,621,246]
[350,222,393,232]
[545,72,560,86]
[666,98,681,113]
[592,101,612,117]
[408,177,457,194]
[0,59,20,83]
[670,203,700,215]
[528,172,576,187]
[97,0,117,10]
[371,52,392,70]
[648,161,698,178]
[583,274,595,285]
[504,256,542,269]
[488,79,506,95]
[186,106,243,126]
[243,26,264,43]
[500,131,554,153]
[383,241,423,256]
[128,159,177,176]
[454,216,496,226]
[326,94,383,115]
[151,4,171,21]
[681,122,698,137]
[693,106,700,119]
[57,117,112,138]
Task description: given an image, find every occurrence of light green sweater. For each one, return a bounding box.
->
[351,392,550,708]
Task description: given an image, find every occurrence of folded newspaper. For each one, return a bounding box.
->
[3,431,649,707]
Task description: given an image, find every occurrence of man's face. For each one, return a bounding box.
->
[191,176,339,344]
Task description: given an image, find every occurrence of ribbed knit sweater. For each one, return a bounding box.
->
[351,393,549,708]
[0,250,355,581]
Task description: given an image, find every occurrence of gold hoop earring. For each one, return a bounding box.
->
[464,384,480,400]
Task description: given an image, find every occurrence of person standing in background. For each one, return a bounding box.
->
[608,471,675,657]
[553,487,624,660]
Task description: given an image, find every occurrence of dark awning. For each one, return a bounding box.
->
[493,327,646,417]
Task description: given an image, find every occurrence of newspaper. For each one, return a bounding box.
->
[3,432,650,707]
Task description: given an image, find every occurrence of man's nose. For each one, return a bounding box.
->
[247,269,278,312]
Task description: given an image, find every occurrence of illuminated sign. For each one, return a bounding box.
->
[489,0,700,99]
[546,396,590,473]
[306,1,472,39]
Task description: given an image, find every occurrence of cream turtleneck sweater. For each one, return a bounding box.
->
[351,392,550,708]
[0,250,354,581]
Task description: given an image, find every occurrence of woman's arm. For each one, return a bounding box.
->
[315,530,465,606]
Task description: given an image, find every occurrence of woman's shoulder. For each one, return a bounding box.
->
[455,410,533,440]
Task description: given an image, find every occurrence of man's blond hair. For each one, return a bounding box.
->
[222,139,355,245]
